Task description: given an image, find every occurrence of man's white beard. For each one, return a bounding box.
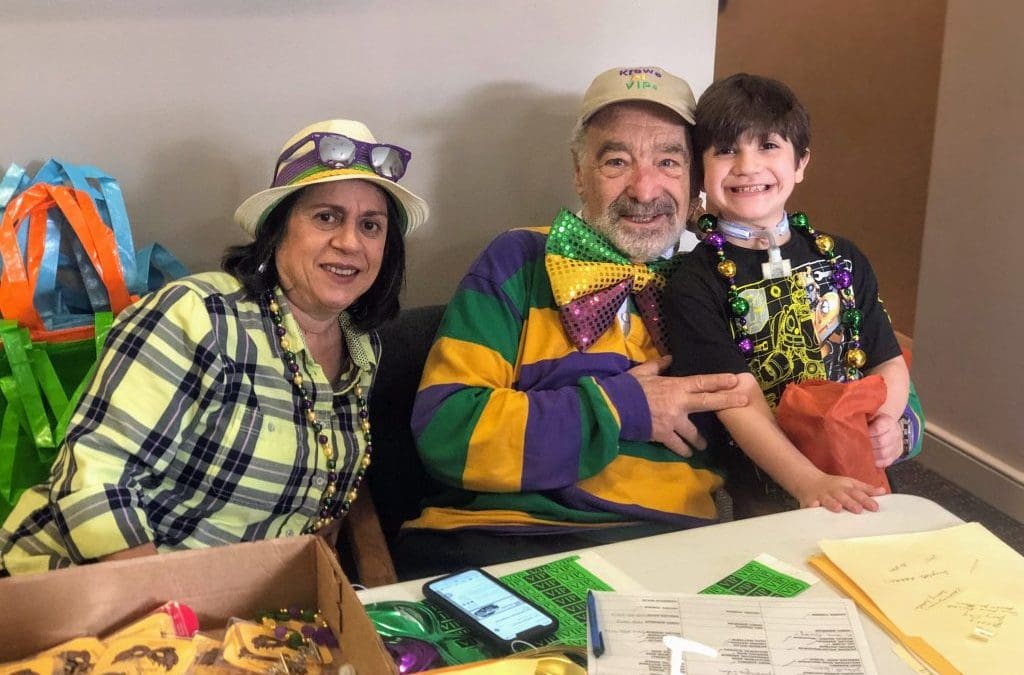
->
[588,195,685,261]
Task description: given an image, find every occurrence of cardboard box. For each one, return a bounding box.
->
[0,535,397,673]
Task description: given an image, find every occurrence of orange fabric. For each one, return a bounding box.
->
[775,376,890,492]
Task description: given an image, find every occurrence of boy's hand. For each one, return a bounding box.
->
[868,412,903,468]
[791,471,885,513]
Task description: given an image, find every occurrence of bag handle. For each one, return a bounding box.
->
[53,312,113,444]
[136,243,190,291]
[0,395,24,501]
[0,322,55,450]
[0,163,29,211]
[0,184,134,334]
[31,159,139,293]
[51,187,135,312]
[0,189,40,329]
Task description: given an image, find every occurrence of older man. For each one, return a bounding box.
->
[396,66,747,578]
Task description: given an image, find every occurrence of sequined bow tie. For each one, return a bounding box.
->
[545,209,680,353]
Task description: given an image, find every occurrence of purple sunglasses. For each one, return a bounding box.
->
[273,132,412,187]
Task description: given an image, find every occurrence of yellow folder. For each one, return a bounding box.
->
[809,553,959,674]
[811,521,1024,675]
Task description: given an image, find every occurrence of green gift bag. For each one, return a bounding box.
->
[0,316,111,521]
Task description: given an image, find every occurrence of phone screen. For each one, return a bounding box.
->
[426,569,555,641]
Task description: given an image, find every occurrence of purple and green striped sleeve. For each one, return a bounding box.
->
[412,228,648,494]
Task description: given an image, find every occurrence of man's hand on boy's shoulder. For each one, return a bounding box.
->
[627,355,747,458]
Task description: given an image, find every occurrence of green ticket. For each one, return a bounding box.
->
[701,553,816,597]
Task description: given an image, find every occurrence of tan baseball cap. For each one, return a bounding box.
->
[578,65,696,126]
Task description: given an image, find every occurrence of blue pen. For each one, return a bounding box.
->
[587,591,605,658]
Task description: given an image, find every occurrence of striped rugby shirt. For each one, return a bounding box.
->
[407,224,724,534]
[0,272,379,574]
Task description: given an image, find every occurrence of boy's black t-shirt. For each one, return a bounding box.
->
[664,231,902,408]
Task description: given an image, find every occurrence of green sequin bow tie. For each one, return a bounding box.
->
[545,209,679,353]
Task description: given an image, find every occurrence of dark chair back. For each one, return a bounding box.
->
[366,304,447,542]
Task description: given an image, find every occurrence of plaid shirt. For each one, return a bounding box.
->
[0,272,379,574]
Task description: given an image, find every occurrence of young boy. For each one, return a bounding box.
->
[664,73,912,513]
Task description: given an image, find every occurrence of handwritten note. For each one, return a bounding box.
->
[587,592,877,675]
[820,522,1023,674]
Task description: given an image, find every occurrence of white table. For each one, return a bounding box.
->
[360,494,963,673]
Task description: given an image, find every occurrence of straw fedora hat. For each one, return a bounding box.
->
[234,119,429,236]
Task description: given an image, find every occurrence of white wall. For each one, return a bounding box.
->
[0,0,718,306]
[914,0,1024,517]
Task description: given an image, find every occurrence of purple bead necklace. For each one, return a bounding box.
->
[696,212,867,380]
[265,291,373,534]
[257,606,339,649]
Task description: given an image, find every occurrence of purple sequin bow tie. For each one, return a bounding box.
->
[545,209,680,353]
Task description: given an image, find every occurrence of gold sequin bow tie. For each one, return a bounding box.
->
[545,209,680,353]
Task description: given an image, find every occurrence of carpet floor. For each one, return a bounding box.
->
[887,459,1023,554]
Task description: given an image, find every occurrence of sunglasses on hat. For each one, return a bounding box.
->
[273,132,412,187]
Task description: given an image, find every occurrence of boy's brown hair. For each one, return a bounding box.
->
[694,73,810,165]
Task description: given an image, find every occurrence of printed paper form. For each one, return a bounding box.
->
[819,522,1023,674]
[588,592,877,675]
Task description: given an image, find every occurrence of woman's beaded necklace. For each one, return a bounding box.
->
[696,211,867,380]
[264,291,373,534]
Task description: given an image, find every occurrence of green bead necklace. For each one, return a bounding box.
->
[696,212,867,379]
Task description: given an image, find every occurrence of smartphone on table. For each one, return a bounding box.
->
[422,567,559,652]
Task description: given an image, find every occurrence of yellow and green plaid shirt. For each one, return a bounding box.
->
[0,272,379,575]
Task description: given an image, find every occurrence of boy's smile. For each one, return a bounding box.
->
[703,131,809,237]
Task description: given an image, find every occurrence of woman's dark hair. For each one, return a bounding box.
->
[694,73,810,165]
[222,183,406,331]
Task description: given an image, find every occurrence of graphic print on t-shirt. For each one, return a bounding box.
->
[733,257,853,407]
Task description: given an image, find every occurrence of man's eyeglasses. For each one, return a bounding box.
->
[273,132,412,187]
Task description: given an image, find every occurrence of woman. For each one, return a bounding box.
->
[0,119,428,575]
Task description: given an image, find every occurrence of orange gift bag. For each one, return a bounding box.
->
[775,376,891,492]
